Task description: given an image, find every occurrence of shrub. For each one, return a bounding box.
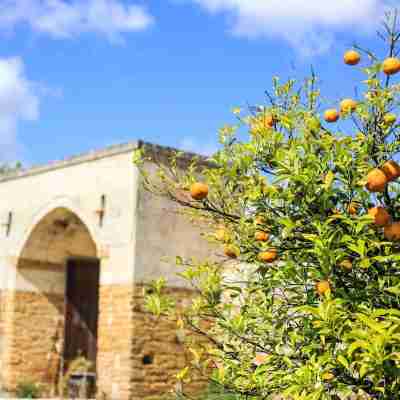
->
[15,380,43,399]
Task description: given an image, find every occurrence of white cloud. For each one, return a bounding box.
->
[178,136,218,156]
[0,0,154,43]
[190,0,396,56]
[0,57,39,162]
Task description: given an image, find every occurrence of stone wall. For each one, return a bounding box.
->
[2,281,207,399]
[2,290,64,392]
[1,279,137,400]
[0,289,4,375]
[97,284,135,400]
[1,259,65,393]
[131,284,207,400]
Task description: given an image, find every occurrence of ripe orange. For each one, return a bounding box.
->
[324,109,339,123]
[347,202,359,215]
[383,57,400,75]
[254,231,269,242]
[384,222,400,241]
[344,50,361,65]
[253,353,269,366]
[316,280,331,296]
[190,182,209,200]
[366,169,388,192]
[368,206,391,226]
[383,113,397,125]
[339,259,353,271]
[214,229,227,241]
[224,245,240,258]
[382,160,400,182]
[340,98,357,113]
[263,114,275,128]
[258,249,278,263]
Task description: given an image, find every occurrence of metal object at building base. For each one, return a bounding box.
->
[67,372,96,399]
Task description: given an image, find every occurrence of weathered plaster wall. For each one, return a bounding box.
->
[134,161,215,287]
[0,143,138,289]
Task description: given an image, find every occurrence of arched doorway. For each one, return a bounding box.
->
[6,207,100,392]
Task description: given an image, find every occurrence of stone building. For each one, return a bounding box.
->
[0,141,211,399]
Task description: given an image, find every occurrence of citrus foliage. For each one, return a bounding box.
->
[134,14,400,400]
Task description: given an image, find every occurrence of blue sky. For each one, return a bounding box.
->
[0,0,397,165]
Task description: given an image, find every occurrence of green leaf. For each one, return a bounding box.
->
[323,170,335,190]
[348,340,367,356]
[385,285,400,295]
[359,363,369,378]
[337,355,349,369]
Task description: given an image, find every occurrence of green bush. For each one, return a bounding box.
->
[15,380,43,399]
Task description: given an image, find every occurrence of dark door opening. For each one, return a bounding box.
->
[64,257,100,371]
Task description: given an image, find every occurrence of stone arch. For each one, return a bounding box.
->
[3,205,100,393]
[19,206,97,265]
[13,196,99,260]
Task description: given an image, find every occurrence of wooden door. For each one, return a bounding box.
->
[64,258,100,370]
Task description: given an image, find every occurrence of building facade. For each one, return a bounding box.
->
[0,141,211,399]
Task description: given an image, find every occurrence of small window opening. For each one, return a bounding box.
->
[142,354,154,365]
[145,287,154,295]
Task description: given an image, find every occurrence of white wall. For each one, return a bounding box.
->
[0,144,138,293]
[134,161,216,287]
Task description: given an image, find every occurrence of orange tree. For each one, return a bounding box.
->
[134,14,400,400]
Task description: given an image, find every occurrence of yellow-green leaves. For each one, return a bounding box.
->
[323,170,335,190]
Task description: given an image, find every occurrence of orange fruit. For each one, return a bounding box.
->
[383,57,400,75]
[340,98,357,113]
[263,114,275,128]
[324,109,339,123]
[368,206,391,226]
[366,169,388,192]
[253,353,269,366]
[214,229,227,241]
[344,50,361,65]
[190,182,209,200]
[339,259,353,271]
[384,222,400,241]
[258,249,278,263]
[254,231,269,242]
[224,245,239,258]
[316,280,331,296]
[347,202,359,215]
[383,113,397,125]
[382,160,400,181]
